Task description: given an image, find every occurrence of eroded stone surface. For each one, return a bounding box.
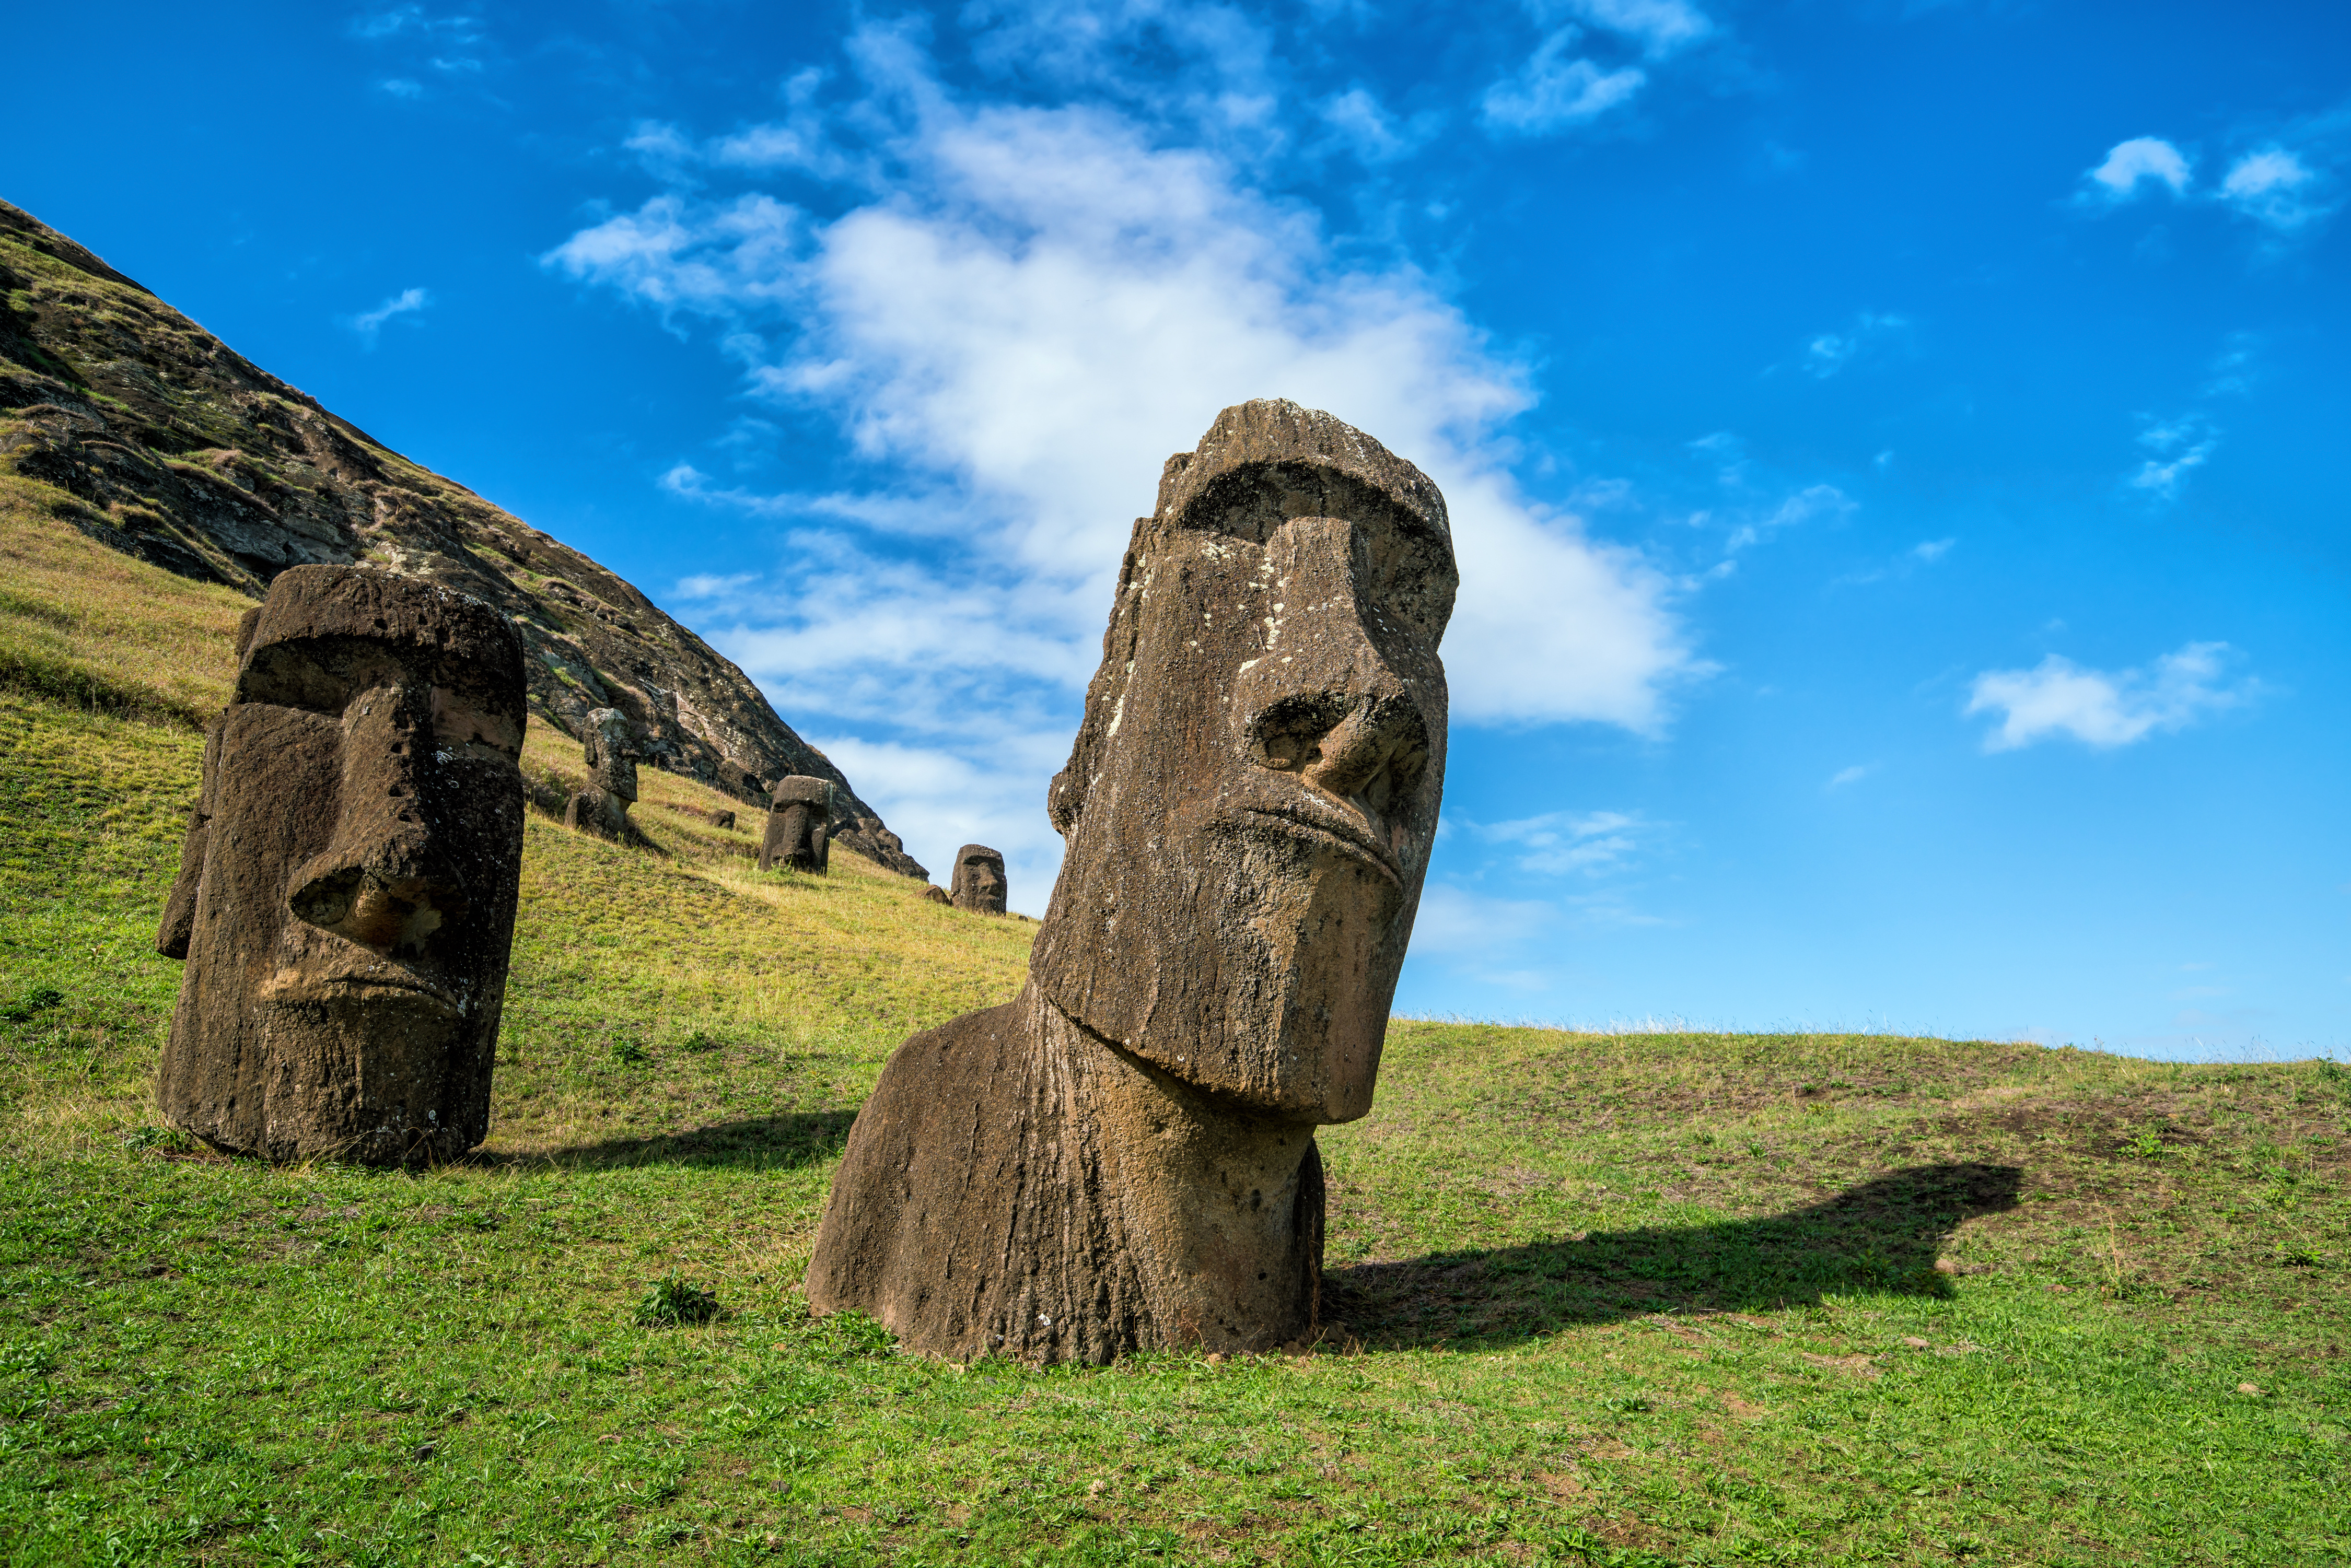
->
[760,775,833,873]
[808,399,1455,1361]
[949,845,1008,914]
[154,565,528,1166]
[563,707,640,840]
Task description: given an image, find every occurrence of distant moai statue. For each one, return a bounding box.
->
[949,845,1008,914]
[564,707,639,840]
[154,565,529,1166]
[760,776,833,872]
[923,885,952,905]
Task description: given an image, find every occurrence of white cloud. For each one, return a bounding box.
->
[1964,641,2252,752]
[1826,763,1874,789]
[378,78,423,99]
[1469,809,1647,876]
[2085,136,2192,201]
[2128,412,2216,500]
[1910,537,1954,563]
[1725,482,1854,553]
[1551,0,1714,57]
[1406,883,1559,956]
[1480,31,1646,136]
[1799,311,1910,378]
[346,286,429,345]
[2218,147,2326,232]
[1318,87,1435,163]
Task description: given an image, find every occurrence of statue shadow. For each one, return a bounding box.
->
[494,1110,857,1173]
[1322,1162,2022,1349]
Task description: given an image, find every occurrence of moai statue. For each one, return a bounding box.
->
[563,707,639,839]
[922,885,951,906]
[707,809,737,832]
[949,845,1008,914]
[807,400,1455,1362]
[760,775,833,872]
[154,565,529,1166]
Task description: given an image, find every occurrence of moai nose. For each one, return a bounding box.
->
[287,682,469,952]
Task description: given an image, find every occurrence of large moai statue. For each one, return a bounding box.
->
[760,775,833,872]
[949,845,1008,914]
[563,707,639,840]
[807,400,1456,1362]
[154,565,529,1166]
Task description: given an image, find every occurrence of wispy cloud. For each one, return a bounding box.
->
[1478,0,1716,137]
[1318,86,1437,164]
[2128,412,2217,500]
[2083,136,2193,202]
[345,286,430,346]
[1964,641,2254,752]
[1799,311,1911,378]
[1825,763,1875,789]
[2218,147,2327,232]
[1469,809,1649,876]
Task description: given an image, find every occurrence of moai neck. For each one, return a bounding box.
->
[1033,986,1324,1350]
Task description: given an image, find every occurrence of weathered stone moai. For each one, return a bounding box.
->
[949,845,1008,914]
[155,565,529,1165]
[707,809,738,832]
[922,885,951,906]
[759,775,833,872]
[563,707,639,840]
[807,399,1456,1362]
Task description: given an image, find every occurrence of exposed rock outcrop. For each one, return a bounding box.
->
[0,197,924,877]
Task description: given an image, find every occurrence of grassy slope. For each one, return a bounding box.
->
[1,512,2346,1566]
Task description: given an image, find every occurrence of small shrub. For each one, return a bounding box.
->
[2123,1129,2167,1159]
[1,986,64,1024]
[634,1276,720,1326]
[679,1029,720,1055]
[611,1039,650,1067]
[120,1125,193,1155]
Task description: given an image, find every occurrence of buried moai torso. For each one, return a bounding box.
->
[760,776,833,872]
[948,845,1007,914]
[155,566,529,1166]
[807,399,1456,1362]
[564,707,639,840]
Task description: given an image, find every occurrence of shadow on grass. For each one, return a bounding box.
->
[1325,1162,2021,1347]
[504,1110,857,1173]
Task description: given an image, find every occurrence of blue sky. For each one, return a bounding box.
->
[13,0,2347,1057]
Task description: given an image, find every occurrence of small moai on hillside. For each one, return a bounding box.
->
[154,565,530,1166]
[949,845,1008,914]
[707,809,737,831]
[563,707,639,840]
[760,775,833,872]
[922,885,951,905]
[806,399,1457,1363]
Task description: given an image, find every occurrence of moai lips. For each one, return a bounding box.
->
[807,400,1456,1362]
[949,845,1008,914]
[760,775,832,872]
[155,565,529,1166]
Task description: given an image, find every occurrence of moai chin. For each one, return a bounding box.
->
[760,775,833,872]
[807,399,1457,1362]
[154,565,529,1166]
[563,707,639,840]
[949,845,1008,914]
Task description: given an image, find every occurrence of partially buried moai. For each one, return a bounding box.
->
[807,399,1456,1362]
[949,844,1007,914]
[760,776,832,872]
[155,565,529,1165]
[563,707,639,840]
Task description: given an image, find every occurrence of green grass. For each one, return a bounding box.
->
[2,687,2347,1566]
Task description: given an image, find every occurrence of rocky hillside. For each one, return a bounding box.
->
[0,197,923,878]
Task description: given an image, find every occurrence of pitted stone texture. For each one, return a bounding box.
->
[949,845,1008,914]
[760,775,833,873]
[809,400,1455,1361]
[154,565,528,1166]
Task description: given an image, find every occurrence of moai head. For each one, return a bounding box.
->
[581,707,639,803]
[1032,400,1456,1125]
[155,566,528,1165]
[761,775,834,873]
[949,845,1008,914]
